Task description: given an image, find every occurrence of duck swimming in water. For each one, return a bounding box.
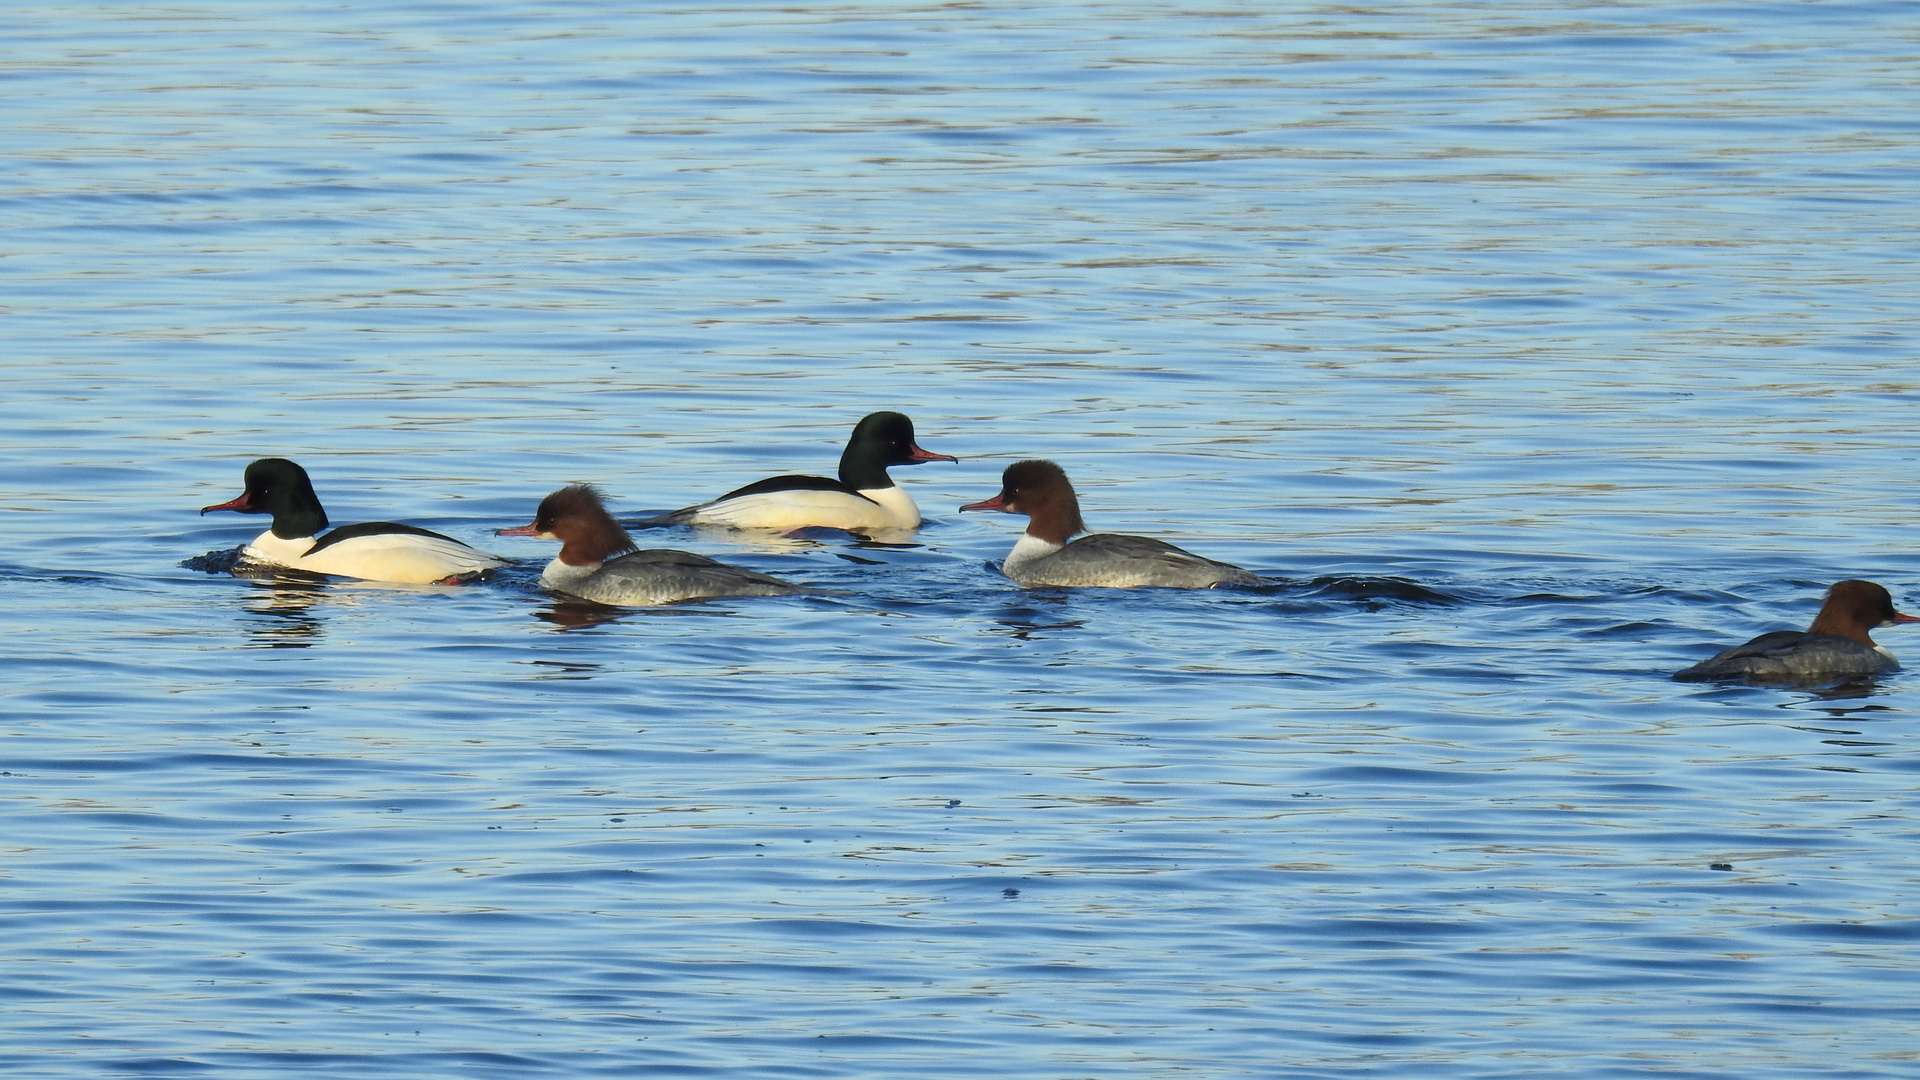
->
[649,411,956,532]
[501,485,806,606]
[1673,579,1920,683]
[961,460,1260,589]
[201,458,508,585]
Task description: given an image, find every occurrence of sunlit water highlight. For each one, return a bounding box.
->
[4,2,1919,1076]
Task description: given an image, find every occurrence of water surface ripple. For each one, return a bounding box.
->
[3,2,1918,1077]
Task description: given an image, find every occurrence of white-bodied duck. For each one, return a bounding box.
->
[201,457,508,584]
[650,411,955,531]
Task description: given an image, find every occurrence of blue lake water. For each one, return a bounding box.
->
[5,1,1920,1076]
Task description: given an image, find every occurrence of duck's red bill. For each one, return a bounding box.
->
[909,444,958,464]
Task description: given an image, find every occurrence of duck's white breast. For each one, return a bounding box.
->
[241,530,317,567]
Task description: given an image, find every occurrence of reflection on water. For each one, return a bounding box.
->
[1675,670,1894,700]
[520,658,604,680]
[238,581,328,649]
[1789,679,1886,703]
[989,616,1086,641]
[531,599,632,630]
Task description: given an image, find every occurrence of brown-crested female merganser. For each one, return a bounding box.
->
[502,485,806,605]
[652,411,955,531]
[961,460,1261,589]
[201,458,508,584]
[1674,579,1920,683]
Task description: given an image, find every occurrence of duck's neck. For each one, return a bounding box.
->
[556,526,636,569]
[542,556,602,589]
[1003,533,1065,577]
[268,501,327,540]
[1808,609,1873,645]
[247,529,318,563]
[1022,488,1084,547]
[856,485,919,527]
[838,448,896,491]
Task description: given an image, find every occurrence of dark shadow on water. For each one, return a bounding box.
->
[1800,702,1898,718]
[989,615,1087,640]
[1294,575,1463,608]
[520,659,605,680]
[1580,620,1671,638]
[0,565,110,585]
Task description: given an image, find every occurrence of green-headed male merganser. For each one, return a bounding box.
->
[652,411,955,531]
[202,458,508,585]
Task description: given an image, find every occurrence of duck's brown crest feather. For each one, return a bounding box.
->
[1002,459,1084,543]
[1807,579,1898,645]
[542,484,638,564]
